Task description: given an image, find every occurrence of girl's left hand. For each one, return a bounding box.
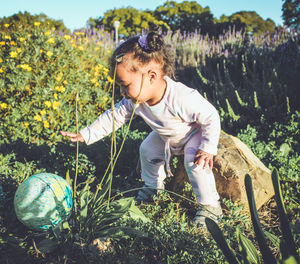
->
[194,150,214,169]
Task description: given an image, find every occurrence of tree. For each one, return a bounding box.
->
[0,11,70,33]
[227,11,276,35]
[282,0,300,29]
[89,7,169,37]
[154,1,215,34]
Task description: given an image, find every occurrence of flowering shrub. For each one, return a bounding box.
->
[0,24,115,144]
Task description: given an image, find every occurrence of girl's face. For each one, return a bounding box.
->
[115,63,157,105]
[115,54,166,105]
[116,62,146,103]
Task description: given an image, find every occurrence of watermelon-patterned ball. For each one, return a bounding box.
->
[14,173,73,231]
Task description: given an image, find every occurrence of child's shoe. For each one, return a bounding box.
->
[193,202,223,228]
[135,184,164,204]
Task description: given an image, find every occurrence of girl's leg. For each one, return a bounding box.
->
[139,131,166,189]
[184,130,220,207]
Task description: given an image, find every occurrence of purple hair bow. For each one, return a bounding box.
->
[138,35,152,52]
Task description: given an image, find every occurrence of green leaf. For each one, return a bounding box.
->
[205,218,240,264]
[127,198,150,223]
[237,228,260,264]
[279,143,291,157]
[65,170,72,187]
[282,256,298,264]
[272,168,298,259]
[79,183,90,220]
[264,230,280,251]
[245,174,276,263]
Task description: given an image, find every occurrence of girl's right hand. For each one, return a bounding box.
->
[60,131,85,143]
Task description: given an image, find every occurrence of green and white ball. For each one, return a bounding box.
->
[14,173,73,231]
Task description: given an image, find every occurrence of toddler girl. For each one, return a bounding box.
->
[60,31,222,227]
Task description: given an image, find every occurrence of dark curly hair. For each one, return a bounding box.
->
[110,31,175,78]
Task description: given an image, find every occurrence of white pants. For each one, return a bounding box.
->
[139,131,220,206]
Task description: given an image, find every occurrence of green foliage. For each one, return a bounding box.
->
[227,11,276,36]
[154,1,214,34]
[0,11,70,33]
[0,152,40,188]
[113,194,224,263]
[282,0,300,29]
[206,171,299,264]
[89,7,169,37]
[88,1,275,37]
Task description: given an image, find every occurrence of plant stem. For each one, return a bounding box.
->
[106,73,145,208]
[74,92,79,214]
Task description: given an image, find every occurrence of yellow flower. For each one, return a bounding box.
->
[63,80,68,85]
[0,103,7,109]
[97,41,102,46]
[94,82,100,87]
[27,34,31,37]
[34,114,42,122]
[55,85,65,92]
[48,38,55,44]
[78,46,84,51]
[46,51,53,57]
[10,51,17,58]
[19,64,32,71]
[0,41,5,46]
[34,22,41,27]
[52,101,60,110]
[56,72,63,82]
[25,85,32,95]
[94,47,100,51]
[19,37,25,42]
[75,32,84,36]
[4,24,9,28]
[44,30,51,36]
[103,68,109,75]
[4,35,11,40]
[10,41,16,46]
[40,109,46,115]
[90,77,97,84]
[43,120,50,128]
[64,35,71,40]
[0,58,2,63]
[54,93,58,99]
[0,68,3,73]
[40,49,43,53]
[104,97,108,101]
[24,122,29,128]
[17,48,21,53]
[107,76,113,83]
[44,101,52,108]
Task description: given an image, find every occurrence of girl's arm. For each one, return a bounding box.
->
[179,89,221,169]
[61,98,135,145]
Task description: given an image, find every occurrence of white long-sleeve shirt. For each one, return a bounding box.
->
[80,76,221,155]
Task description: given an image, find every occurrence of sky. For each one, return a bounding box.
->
[0,0,284,31]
